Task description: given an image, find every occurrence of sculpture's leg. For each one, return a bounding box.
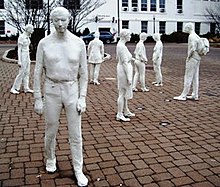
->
[132,62,139,91]
[64,82,88,186]
[44,81,62,172]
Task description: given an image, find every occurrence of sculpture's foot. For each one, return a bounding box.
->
[141,87,149,92]
[133,88,138,92]
[10,88,20,94]
[93,81,100,85]
[124,111,135,118]
[154,83,163,87]
[187,95,199,101]
[89,80,94,84]
[75,172,88,187]
[152,82,157,85]
[24,88,34,93]
[173,95,186,101]
[46,158,56,173]
[116,114,130,122]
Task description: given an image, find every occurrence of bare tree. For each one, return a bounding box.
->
[61,0,106,34]
[205,4,220,33]
[1,0,58,33]
[2,0,106,34]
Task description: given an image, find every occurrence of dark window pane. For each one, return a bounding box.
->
[25,0,43,9]
[0,20,5,34]
[0,0,4,9]
[63,0,80,9]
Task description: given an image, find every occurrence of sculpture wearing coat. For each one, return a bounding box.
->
[174,22,204,101]
[88,31,104,85]
[152,33,163,87]
[133,32,149,92]
[33,7,88,187]
[10,24,34,94]
[116,29,135,122]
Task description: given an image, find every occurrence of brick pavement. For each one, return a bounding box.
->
[0,43,220,187]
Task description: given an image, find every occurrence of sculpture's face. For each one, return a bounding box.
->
[27,26,34,35]
[125,33,131,42]
[153,33,160,41]
[183,23,193,33]
[52,11,69,33]
[140,35,147,41]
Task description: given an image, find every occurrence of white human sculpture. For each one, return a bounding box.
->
[116,29,135,122]
[10,24,34,94]
[33,7,88,186]
[152,33,163,87]
[88,31,104,85]
[133,32,149,92]
[173,22,208,101]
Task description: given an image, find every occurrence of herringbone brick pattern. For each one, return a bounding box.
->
[0,43,219,187]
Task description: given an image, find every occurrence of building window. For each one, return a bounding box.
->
[195,22,200,35]
[122,20,129,29]
[210,23,216,34]
[63,0,80,9]
[159,0,165,8]
[177,0,182,9]
[0,20,5,35]
[25,0,43,9]
[141,0,147,11]
[122,0,128,7]
[177,22,183,32]
[0,0,4,9]
[150,0,156,11]
[141,21,148,33]
[159,21,166,34]
[132,0,138,7]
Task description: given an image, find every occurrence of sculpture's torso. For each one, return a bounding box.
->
[134,41,147,62]
[88,38,104,64]
[40,32,84,81]
[188,33,201,61]
[116,41,132,88]
[18,33,31,52]
[153,40,163,63]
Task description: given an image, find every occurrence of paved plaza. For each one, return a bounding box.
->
[0,43,220,187]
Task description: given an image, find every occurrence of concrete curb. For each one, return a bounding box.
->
[1,49,18,63]
[1,48,111,64]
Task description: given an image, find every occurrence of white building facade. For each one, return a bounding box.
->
[81,0,219,36]
[0,0,219,37]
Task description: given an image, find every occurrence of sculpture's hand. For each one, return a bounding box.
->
[131,57,136,62]
[34,98,44,115]
[18,61,21,67]
[77,97,86,114]
[144,59,148,64]
[127,79,132,85]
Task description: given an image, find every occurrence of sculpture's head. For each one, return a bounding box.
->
[120,29,131,42]
[152,33,161,41]
[139,32,148,41]
[25,24,34,35]
[50,7,71,33]
[184,22,194,33]
[94,31,100,38]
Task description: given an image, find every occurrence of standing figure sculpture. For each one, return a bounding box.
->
[10,24,34,94]
[173,22,209,101]
[133,32,149,92]
[152,33,163,87]
[116,29,135,122]
[88,31,104,85]
[33,7,88,186]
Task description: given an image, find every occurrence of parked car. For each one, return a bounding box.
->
[81,31,115,44]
